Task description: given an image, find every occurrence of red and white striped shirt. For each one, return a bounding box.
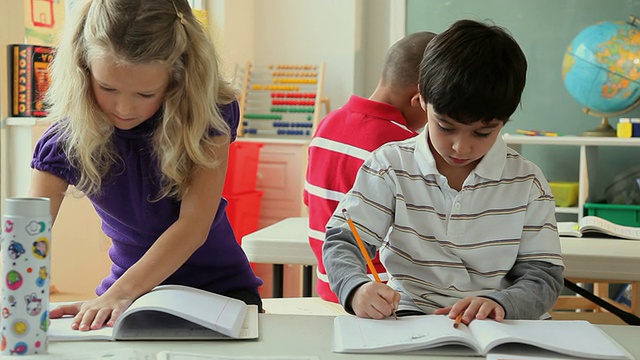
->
[303,95,419,302]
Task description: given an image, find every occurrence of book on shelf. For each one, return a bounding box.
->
[333,315,631,359]
[48,284,258,341]
[7,44,54,117]
[557,216,640,240]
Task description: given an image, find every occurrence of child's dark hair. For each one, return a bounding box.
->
[419,19,527,124]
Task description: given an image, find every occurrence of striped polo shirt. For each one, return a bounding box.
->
[324,128,565,315]
[304,95,419,302]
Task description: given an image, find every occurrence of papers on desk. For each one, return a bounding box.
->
[35,349,149,359]
[157,353,319,360]
[40,350,320,360]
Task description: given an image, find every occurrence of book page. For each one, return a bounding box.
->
[469,319,629,359]
[579,216,640,240]
[487,349,578,359]
[157,353,318,360]
[114,285,248,339]
[48,287,256,342]
[115,305,258,341]
[38,348,151,359]
[557,222,581,237]
[47,316,114,341]
[332,315,480,354]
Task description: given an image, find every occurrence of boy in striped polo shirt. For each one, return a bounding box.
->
[304,31,436,302]
[324,19,565,325]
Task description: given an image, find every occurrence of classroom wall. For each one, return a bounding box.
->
[0,1,26,205]
[1,0,397,299]
[207,0,255,78]
[1,0,396,198]
[406,0,640,201]
[210,0,396,111]
[0,2,113,298]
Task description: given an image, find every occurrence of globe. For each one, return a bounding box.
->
[562,16,640,136]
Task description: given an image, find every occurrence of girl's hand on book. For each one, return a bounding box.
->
[49,302,83,319]
[434,296,505,325]
[66,293,136,331]
[350,282,400,320]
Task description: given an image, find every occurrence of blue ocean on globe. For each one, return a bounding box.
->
[562,19,640,114]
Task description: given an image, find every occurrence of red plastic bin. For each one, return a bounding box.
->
[223,141,263,196]
[225,190,263,243]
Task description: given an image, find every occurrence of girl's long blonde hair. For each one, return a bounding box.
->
[45,0,236,199]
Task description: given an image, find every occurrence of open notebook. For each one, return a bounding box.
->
[333,315,632,359]
[48,284,258,341]
[558,216,640,240]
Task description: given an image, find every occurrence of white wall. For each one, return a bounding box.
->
[2,0,399,198]
[208,0,255,79]
[252,0,359,109]
[209,0,396,110]
[0,1,27,201]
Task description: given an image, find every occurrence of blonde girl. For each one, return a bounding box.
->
[29,0,262,331]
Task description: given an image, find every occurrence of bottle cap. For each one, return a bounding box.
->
[5,197,51,217]
[619,118,630,123]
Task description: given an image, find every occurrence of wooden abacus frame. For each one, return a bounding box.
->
[236,62,329,138]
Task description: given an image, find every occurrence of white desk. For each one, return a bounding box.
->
[242,217,640,318]
[242,217,315,265]
[560,237,640,282]
[242,217,314,297]
[31,314,640,359]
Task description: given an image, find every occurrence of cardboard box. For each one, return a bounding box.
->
[7,44,54,117]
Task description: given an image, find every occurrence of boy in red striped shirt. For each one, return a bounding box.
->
[304,31,436,302]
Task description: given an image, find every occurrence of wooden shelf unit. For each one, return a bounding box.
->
[502,134,640,221]
[503,134,640,324]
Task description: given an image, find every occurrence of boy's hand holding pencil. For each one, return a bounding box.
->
[343,209,399,320]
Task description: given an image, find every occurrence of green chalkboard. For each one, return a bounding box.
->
[407,0,640,203]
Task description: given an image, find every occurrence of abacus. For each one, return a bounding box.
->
[237,62,330,138]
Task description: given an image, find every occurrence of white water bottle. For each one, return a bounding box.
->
[1,197,51,355]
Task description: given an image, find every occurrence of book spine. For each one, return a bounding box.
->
[7,44,53,118]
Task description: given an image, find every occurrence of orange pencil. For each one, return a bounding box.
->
[342,209,397,319]
[453,313,463,328]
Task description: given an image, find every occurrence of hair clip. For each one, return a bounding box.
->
[172,1,186,25]
[176,11,186,25]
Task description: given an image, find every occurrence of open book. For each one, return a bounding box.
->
[48,284,258,341]
[558,216,640,240]
[333,315,631,359]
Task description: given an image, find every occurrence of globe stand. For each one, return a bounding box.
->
[581,100,640,137]
[581,116,616,137]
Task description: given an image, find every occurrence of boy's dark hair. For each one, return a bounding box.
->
[419,19,527,124]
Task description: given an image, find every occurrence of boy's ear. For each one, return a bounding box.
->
[416,94,427,112]
[410,92,422,108]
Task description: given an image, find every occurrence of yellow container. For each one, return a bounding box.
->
[617,118,632,138]
[549,182,579,207]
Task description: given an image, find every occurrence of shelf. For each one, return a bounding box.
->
[2,117,52,197]
[503,134,640,147]
[555,207,580,214]
[502,134,640,222]
[2,116,51,127]
[238,137,309,145]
